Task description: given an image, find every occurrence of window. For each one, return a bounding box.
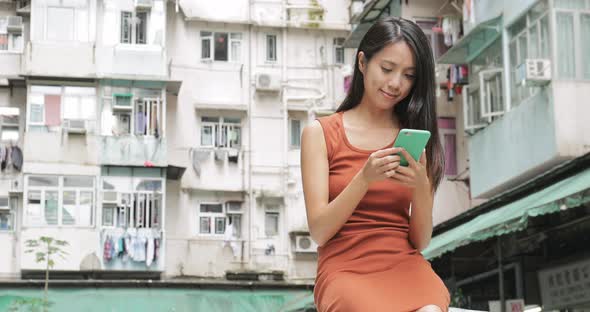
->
[438,118,457,176]
[199,203,224,234]
[334,38,345,64]
[198,201,243,236]
[290,119,302,148]
[28,85,96,132]
[415,19,450,61]
[463,85,485,132]
[121,12,132,44]
[509,1,550,104]
[104,90,163,137]
[62,176,94,226]
[101,177,163,229]
[581,14,590,79]
[134,98,162,136]
[120,11,148,44]
[227,202,243,239]
[0,197,16,231]
[0,108,20,142]
[214,32,228,61]
[200,116,242,148]
[226,201,243,238]
[63,87,96,121]
[553,0,590,79]
[266,34,277,62]
[265,211,279,237]
[25,175,95,227]
[464,39,504,133]
[0,17,23,52]
[45,1,89,42]
[102,193,161,229]
[201,31,242,62]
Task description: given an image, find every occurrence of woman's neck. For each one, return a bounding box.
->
[349,96,399,129]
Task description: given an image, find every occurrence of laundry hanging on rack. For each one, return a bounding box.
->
[445,65,469,101]
[102,228,162,266]
[0,145,22,172]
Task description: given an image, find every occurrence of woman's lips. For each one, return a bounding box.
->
[380,89,398,99]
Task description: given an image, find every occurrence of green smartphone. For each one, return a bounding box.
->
[392,129,431,166]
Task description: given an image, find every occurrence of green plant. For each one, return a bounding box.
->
[8,297,50,312]
[18,236,69,312]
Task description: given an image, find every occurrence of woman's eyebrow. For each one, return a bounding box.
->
[381,60,415,70]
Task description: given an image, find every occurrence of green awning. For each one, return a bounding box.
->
[423,168,590,260]
[437,15,502,64]
[0,288,315,312]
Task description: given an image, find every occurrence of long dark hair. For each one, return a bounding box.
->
[337,16,445,191]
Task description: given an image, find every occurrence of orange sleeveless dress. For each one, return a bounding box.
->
[313,111,450,312]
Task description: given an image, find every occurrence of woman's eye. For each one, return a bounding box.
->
[405,74,416,79]
[381,67,392,73]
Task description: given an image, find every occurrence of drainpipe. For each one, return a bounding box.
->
[247,0,254,270]
[282,0,288,202]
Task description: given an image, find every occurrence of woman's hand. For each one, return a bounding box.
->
[361,147,404,184]
[390,149,431,192]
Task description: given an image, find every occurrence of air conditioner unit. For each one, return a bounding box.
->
[63,119,87,134]
[7,16,23,33]
[113,94,133,110]
[255,73,281,92]
[516,59,551,86]
[102,191,119,205]
[294,235,318,253]
[135,0,153,10]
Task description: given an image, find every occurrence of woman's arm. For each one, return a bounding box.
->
[408,184,434,251]
[300,121,370,246]
[391,149,434,251]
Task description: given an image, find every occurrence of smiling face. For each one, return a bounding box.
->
[358,40,416,110]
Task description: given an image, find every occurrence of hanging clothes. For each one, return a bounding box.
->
[227,148,239,163]
[0,146,6,171]
[103,236,113,262]
[11,146,22,171]
[0,146,5,171]
[146,236,154,267]
[153,238,160,262]
[135,111,146,135]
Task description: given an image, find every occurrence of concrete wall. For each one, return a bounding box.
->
[469,89,558,198]
[552,81,590,158]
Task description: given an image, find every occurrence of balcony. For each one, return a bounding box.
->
[23,41,96,78]
[98,135,167,167]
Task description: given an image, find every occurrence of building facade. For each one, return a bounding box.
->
[0,0,471,289]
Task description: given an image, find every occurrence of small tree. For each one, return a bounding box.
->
[22,236,69,312]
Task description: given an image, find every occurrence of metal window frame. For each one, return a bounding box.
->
[24,174,96,228]
[198,202,225,236]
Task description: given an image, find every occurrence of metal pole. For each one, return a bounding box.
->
[498,236,505,312]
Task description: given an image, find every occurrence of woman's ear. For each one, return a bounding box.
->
[358,51,366,75]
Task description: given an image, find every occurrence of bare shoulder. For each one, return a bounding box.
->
[301,120,327,154]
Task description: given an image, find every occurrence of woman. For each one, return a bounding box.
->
[300,17,449,312]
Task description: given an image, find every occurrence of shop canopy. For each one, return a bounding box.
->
[423,168,590,260]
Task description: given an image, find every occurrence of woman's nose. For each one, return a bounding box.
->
[387,74,402,92]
